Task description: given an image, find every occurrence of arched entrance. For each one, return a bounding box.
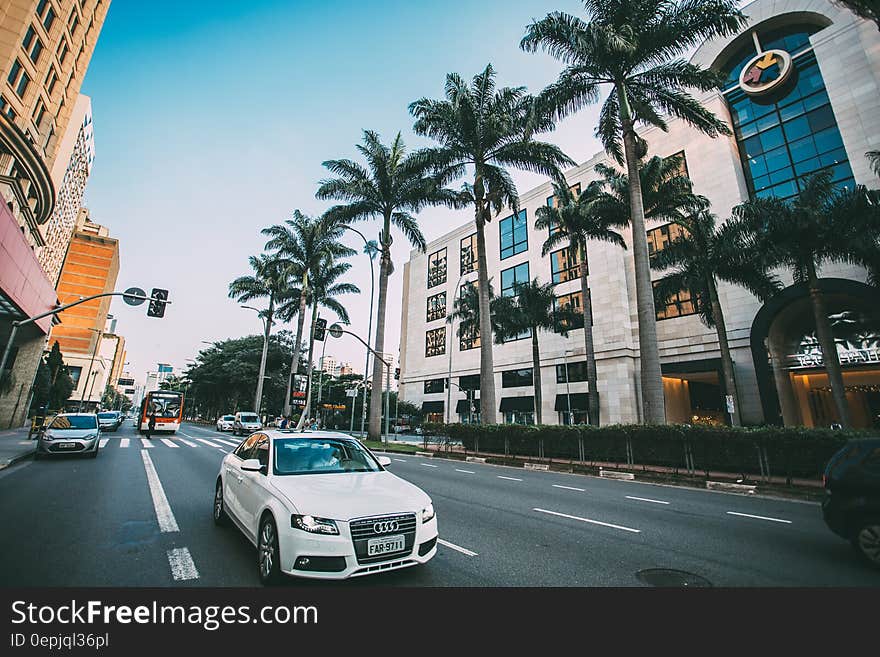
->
[751,279,880,428]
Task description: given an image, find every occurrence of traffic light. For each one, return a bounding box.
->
[147,288,168,318]
[394,367,400,380]
[314,318,327,341]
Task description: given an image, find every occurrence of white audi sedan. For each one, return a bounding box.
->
[214,430,438,583]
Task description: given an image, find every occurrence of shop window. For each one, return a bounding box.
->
[556,361,588,384]
[502,368,533,388]
[427,248,447,288]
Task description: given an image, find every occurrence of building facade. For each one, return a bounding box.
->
[0,0,109,427]
[399,0,880,429]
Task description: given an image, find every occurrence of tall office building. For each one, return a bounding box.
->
[0,0,110,427]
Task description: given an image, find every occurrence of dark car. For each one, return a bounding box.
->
[822,438,880,568]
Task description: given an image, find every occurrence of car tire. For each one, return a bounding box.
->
[852,519,880,569]
[257,514,282,585]
[213,480,229,527]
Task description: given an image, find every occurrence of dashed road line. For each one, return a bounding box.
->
[393,458,407,463]
[176,437,198,447]
[455,469,475,474]
[421,463,438,468]
[626,495,670,505]
[120,438,130,448]
[160,438,179,448]
[141,450,179,533]
[553,484,585,492]
[498,476,522,482]
[533,508,641,534]
[438,539,478,557]
[726,511,791,524]
[167,547,199,581]
[196,438,222,448]
[140,438,154,448]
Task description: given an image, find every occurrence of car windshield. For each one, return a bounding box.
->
[223,415,234,421]
[148,394,181,418]
[98,413,116,420]
[49,415,97,430]
[240,415,258,423]
[273,438,382,475]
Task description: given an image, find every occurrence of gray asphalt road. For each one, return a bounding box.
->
[0,421,876,587]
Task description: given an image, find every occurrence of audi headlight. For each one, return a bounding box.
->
[291,514,339,535]
[421,503,435,523]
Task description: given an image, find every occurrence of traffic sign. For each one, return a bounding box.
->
[123,287,146,306]
[329,323,343,339]
[345,388,358,397]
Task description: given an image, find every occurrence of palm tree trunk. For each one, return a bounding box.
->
[707,277,740,427]
[531,328,543,425]
[807,263,851,427]
[618,87,666,424]
[474,189,496,424]
[254,299,273,416]
[295,300,320,430]
[283,273,309,417]
[578,240,600,426]
[368,218,392,441]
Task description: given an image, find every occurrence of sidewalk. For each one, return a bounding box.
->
[0,425,36,469]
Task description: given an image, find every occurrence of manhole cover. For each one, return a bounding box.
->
[636,568,712,587]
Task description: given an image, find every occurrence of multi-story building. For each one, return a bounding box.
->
[399,0,880,430]
[320,355,337,375]
[0,0,110,427]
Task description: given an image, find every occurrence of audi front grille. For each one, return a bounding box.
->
[349,513,417,565]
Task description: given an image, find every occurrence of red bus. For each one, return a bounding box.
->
[139,390,184,434]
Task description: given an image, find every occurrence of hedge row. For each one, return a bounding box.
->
[422,423,870,481]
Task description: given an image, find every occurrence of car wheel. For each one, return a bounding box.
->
[853,520,880,569]
[213,480,229,526]
[258,515,282,585]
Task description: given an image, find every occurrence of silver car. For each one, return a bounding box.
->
[36,413,100,459]
[97,412,120,432]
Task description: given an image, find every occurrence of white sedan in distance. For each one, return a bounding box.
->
[216,415,235,431]
[214,430,438,583]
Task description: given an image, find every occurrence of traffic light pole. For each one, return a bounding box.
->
[0,291,169,392]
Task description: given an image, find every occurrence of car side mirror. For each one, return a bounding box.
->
[377,456,392,467]
[241,459,265,472]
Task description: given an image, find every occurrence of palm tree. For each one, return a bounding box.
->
[410,64,575,425]
[492,279,580,425]
[733,169,880,428]
[651,208,782,426]
[536,180,627,425]
[279,257,360,429]
[228,253,291,414]
[868,151,880,177]
[317,130,459,441]
[262,212,354,417]
[521,0,747,423]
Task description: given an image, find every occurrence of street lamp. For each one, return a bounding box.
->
[341,225,377,438]
[241,305,272,417]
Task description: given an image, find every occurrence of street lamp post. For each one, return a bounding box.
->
[241,305,272,416]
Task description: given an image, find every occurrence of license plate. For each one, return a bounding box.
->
[367,535,405,556]
[59,442,77,449]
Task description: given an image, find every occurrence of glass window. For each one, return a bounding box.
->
[423,379,445,394]
[15,71,30,98]
[68,366,82,387]
[545,183,582,236]
[502,368,533,388]
[554,292,584,332]
[23,26,36,51]
[550,245,583,283]
[58,40,69,65]
[234,433,261,459]
[45,68,58,95]
[49,415,97,430]
[459,374,480,390]
[665,151,689,178]
[427,248,447,288]
[500,262,529,297]
[426,291,446,322]
[29,38,43,65]
[255,435,270,470]
[7,59,22,86]
[273,438,381,475]
[68,9,79,34]
[460,233,477,275]
[425,327,445,357]
[459,323,480,351]
[499,209,528,260]
[556,361,588,384]
[43,7,56,32]
[654,283,699,320]
[647,223,688,256]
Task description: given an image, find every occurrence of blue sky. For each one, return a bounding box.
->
[81,0,606,387]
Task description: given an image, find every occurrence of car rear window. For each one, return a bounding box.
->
[240,415,259,422]
[98,413,116,419]
[223,415,234,421]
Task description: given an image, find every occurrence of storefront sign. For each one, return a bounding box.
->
[739,49,793,96]
[790,345,880,369]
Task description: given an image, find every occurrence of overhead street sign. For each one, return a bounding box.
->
[329,323,343,339]
[123,287,146,306]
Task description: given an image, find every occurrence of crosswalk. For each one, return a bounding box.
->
[97,435,241,451]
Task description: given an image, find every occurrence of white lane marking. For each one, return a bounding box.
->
[553,484,585,492]
[213,438,240,447]
[533,508,641,534]
[167,547,199,581]
[421,463,438,468]
[99,438,109,448]
[217,448,227,453]
[393,458,407,463]
[141,450,179,533]
[498,476,522,482]
[120,438,130,448]
[438,539,478,557]
[176,438,198,447]
[196,438,222,448]
[140,438,154,448]
[626,495,670,505]
[160,438,179,448]
[455,469,475,474]
[726,511,791,524]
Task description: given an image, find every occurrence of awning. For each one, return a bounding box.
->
[455,398,479,414]
[554,393,590,412]
[421,401,444,413]
[499,396,534,412]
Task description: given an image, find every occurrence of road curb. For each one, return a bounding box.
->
[707,481,757,494]
[524,462,549,471]
[415,451,434,458]
[466,456,487,463]
[0,445,35,470]
[599,468,635,481]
